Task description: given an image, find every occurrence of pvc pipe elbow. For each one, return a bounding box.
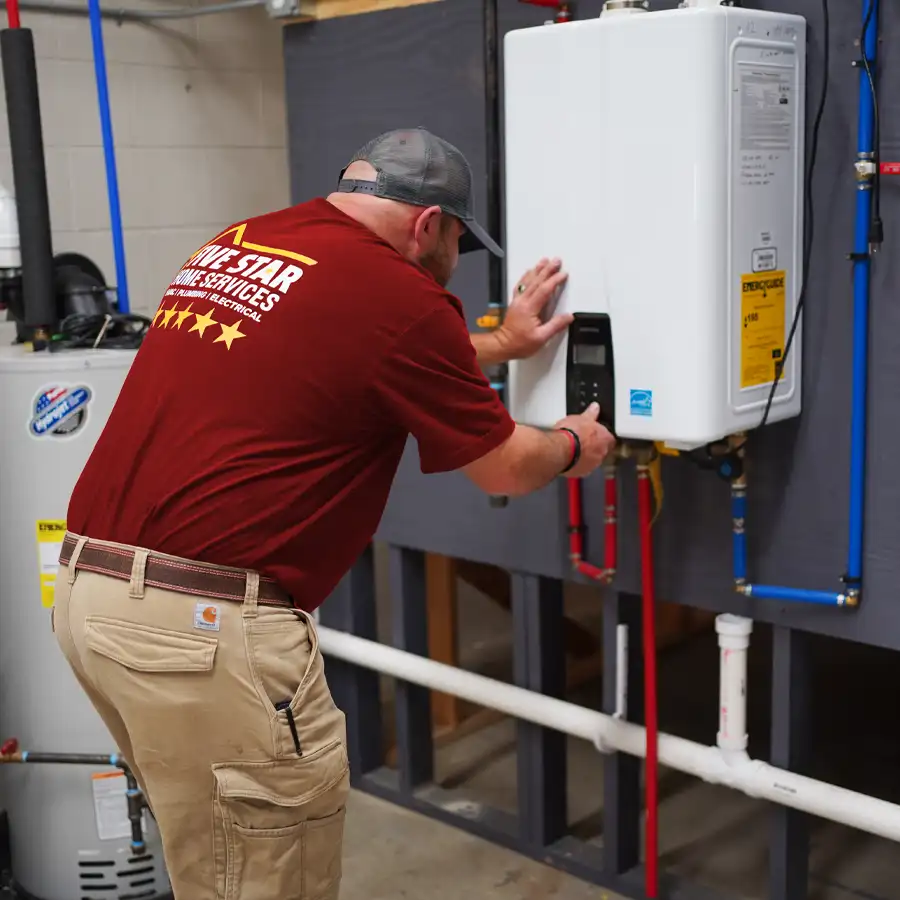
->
[703,747,752,789]
[731,757,766,798]
[593,726,613,755]
[718,748,751,772]
[717,733,749,754]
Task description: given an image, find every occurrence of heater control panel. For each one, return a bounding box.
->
[566,313,614,429]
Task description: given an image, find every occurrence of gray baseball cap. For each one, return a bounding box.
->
[336,127,504,258]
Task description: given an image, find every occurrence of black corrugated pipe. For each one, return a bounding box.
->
[1,27,57,342]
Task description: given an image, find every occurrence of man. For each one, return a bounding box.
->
[52,127,615,899]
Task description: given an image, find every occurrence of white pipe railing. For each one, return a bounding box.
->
[317,624,900,844]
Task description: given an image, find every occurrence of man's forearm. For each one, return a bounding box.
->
[506,425,575,495]
[470,330,511,368]
[463,424,573,497]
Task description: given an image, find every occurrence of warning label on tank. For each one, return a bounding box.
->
[36,520,66,608]
[92,771,133,841]
[740,271,786,390]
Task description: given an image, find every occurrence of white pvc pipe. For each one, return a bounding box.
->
[317,626,900,844]
[0,182,20,270]
[614,623,628,719]
[320,625,605,743]
[716,614,752,756]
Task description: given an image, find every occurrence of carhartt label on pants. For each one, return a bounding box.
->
[194,602,221,632]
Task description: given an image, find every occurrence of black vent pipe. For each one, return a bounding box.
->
[1,27,57,340]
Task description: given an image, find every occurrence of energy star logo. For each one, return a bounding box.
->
[29,385,93,439]
[629,389,653,418]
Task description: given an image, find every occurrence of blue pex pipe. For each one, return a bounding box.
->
[87,0,130,314]
[731,486,746,583]
[737,0,876,608]
[846,0,878,584]
[743,585,846,606]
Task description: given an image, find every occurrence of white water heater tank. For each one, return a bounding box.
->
[504,4,806,448]
[0,346,170,900]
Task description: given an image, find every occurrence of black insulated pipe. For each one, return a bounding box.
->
[4,751,118,765]
[1,27,57,335]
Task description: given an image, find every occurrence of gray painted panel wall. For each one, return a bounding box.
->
[284,0,900,651]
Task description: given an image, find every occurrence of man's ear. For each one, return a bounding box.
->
[413,205,444,249]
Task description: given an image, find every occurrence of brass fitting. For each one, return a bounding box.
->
[854,155,877,183]
[476,303,504,331]
[634,444,657,468]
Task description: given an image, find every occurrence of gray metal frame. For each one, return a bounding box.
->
[321,551,730,900]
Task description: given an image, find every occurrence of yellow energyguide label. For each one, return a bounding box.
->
[36,519,66,608]
[740,270,787,389]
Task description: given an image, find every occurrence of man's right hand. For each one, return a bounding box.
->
[554,402,616,478]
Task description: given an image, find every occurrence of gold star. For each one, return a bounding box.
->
[152,305,166,327]
[172,303,194,329]
[189,308,218,338]
[160,304,178,328]
[214,319,247,350]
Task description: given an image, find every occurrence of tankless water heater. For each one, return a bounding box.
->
[504,3,806,448]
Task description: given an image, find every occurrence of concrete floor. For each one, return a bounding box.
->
[361,544,900,900]
[341,791,624,900]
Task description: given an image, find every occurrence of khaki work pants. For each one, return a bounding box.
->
[52,538,350,900]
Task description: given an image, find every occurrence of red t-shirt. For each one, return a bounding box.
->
[67,199,515,611]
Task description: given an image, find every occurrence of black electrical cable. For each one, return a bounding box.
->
[49,311,151,352]
[753,0,830,436]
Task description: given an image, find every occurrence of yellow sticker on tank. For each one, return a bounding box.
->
[740,271,786,390]
[36,520,66,608]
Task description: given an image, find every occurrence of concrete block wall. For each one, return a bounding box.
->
[0,0,290,316]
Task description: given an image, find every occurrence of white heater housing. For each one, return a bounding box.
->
[504,4,806,449]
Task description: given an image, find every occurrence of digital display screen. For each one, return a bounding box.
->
[574,343,606,367]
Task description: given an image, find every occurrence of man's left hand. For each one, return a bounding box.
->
[495,258,572,361]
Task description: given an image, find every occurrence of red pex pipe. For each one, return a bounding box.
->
[567,467,617,581]
[637,465,659,899]
[6,0,21,28]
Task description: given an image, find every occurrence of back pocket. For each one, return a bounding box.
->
[213,739,349,900]
[85,616,218,672]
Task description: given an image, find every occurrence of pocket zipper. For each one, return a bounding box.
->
[275,701,303,756]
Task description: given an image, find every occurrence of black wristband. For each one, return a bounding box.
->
[558,427,581,474]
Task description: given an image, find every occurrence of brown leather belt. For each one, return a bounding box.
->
[59,534,293,608]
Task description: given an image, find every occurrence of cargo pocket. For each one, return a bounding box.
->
[84,616,218,672]
[213,738,350,900]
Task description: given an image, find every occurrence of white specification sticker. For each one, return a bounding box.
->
[740,66,793,153]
